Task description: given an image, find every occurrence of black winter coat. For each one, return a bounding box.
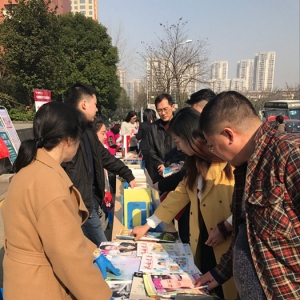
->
[135,121,151,152]
[64,125,135,214]
[148,119,185,183]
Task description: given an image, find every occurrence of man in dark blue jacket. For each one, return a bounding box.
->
[64,82,136,246]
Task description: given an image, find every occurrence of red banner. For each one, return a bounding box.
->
[33,89,52,102]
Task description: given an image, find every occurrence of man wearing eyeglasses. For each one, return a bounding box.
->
[147,93,185,183]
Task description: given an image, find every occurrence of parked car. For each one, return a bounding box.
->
[284,119,300,134]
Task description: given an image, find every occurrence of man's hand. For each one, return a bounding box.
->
[205,226,225,247]
[194,271,219,291]
[94,254,121,279]
[157,164,165,176]
[130,223,151,241]
[128,180,137,188]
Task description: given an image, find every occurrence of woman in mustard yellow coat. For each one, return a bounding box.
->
[132,107,236,300]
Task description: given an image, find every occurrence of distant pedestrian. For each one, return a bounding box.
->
[105,124,121,155]
[275,115,286,132]
[120,111,138,152]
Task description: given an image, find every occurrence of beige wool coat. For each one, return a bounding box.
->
[2,149,112,300]
[154,162,237,300]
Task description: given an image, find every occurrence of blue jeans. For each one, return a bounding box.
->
[82,200,107,246]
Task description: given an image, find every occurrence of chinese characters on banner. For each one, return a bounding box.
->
[33,89,51,111]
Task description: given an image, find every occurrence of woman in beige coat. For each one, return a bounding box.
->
[2,102,115,300]
[132,108,236,299]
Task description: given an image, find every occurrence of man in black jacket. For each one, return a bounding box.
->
[147,93,185,183]
[64,82,136,246]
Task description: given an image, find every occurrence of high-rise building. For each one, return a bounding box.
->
[146,57,200,101]
[70,0,97,20]
[116,67,126,90]
[230,78,246,92]
[236,59,254,91]
[253,51,276,91]
[211,61,228,80]
[127,79,142,106]
[0,0,71,21]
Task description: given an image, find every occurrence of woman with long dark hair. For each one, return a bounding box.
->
[121,110,138,152]
[3,102,116,300]
[136,108,157,166]
[132,107,237,299]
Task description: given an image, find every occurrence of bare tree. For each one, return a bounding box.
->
[139,18,210,108]
[107,21,137,74]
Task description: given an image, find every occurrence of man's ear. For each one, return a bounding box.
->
[222,128,234,144]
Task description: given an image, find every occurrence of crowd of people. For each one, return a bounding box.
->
[2,82,300,300]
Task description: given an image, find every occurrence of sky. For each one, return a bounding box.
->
[98,0,299,89]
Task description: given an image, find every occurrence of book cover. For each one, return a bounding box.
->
[129,272,153,300]
[161,243,187,257]
[99,242,137,257]
[107,281,132,300]
[171,256,201,275]
[182,244,193,257]
[116,229,179,243]
[139,254,183,273]
[137,242,169,257]
[163,165,181,178]
[144,273,208,298]
[104,256,141,281]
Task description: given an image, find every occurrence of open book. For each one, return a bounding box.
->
[116,229,179,243]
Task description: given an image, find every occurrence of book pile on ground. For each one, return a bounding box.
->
[116,229,179,243]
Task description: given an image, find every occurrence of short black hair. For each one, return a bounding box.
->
[186,89,216,105]
[64,82,96,108]
[276,115,284,124]
[154,93,173,108]
[200,91,258,136]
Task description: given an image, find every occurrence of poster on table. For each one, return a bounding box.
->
[33,89,51,111]
[0,107,20,163]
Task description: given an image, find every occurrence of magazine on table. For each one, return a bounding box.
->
[137,242,187,257]
[182,244,193,257]
[140,254,183,273]
[161,243,187,257]
[143,273,208,298]
[137,242,169,257]
[99,241,137,257]
[116,229,179,243]
[140,254,201,274]
[107,280,132,300]
[102,256,141,281]
[128,272,153,300]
